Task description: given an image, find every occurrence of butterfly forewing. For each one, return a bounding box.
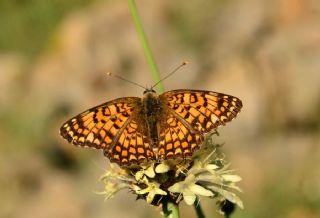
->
[160,89,242,134]
[60,97,155,165]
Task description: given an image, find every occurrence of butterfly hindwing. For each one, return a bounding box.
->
[104,114,155,165]
[157,110,204,160]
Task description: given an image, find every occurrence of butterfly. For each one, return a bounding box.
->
[60,88,242,166]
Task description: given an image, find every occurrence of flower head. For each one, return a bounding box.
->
[100,135,243,213]
[136,180,167,204]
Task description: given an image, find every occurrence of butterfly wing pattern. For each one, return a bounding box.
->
[60,89,242,166]
[157,89,242,160]
[60,97,154,165]
[161,90,242,132]
[157,110,204,160]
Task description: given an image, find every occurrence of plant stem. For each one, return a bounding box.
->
[163,199,180,218]
[194,199,206,218]
[127,0,164,93]
[127,1,176,216]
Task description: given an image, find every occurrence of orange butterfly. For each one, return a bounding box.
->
[60,65,242,165]
[60,88,242,165]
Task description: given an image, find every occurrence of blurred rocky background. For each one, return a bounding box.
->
[1,0,319,217]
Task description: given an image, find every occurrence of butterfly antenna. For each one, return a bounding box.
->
[106,72,146,90]
[152,61,188,89]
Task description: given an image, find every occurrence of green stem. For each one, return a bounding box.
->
[194,200,206,218]
[127,0,164,93]
[163,199,180,218]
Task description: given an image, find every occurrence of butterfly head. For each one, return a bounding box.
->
[143,88,157,96]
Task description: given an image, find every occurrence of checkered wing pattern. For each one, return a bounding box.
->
[158,89,242,159]
[157,110,204,159]
[60,97,154,165]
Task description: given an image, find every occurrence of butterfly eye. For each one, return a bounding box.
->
[151,89,156,93]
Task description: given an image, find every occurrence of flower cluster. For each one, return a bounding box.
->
[99,136,243,212]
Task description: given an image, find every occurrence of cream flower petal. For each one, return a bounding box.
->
[145,164,156,178]
[135,171,145,181]
[155,162,170,173]
[167,183,182,193]
[189,184,214,197]
[182,190,196,205]
[207,185,244,209]
[146,192,156,204]
[136,181,167,204]
[222,175,242,182]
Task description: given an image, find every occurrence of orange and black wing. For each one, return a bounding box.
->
[60,97,154,165]
[157,109,204,160]
[157,89,242,159]
[160,89,242,133]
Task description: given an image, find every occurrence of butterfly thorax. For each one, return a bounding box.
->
[142,90,162,149]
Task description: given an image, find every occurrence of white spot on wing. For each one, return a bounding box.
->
[87,132,94,142]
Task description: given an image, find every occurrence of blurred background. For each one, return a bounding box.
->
[1,0,320,217]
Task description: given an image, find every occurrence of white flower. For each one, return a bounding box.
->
[136,181,167,204]
[168,141,243,209]
[99,135,243,212]
[168,174,213,205]
[135,163,156,181]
